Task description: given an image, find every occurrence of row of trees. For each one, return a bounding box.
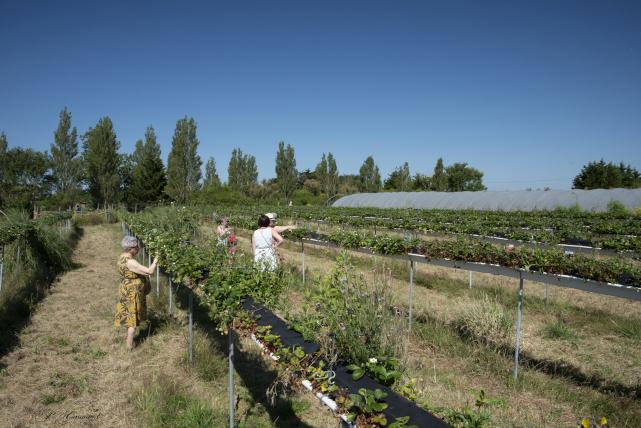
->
[0,108,495,210]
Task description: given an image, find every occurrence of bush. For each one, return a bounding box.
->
[292,253,403,365]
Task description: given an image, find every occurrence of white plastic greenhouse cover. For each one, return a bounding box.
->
[332,189,641,212]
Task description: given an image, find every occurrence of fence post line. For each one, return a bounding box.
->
[228,326,235,428]
[513,270,524,380]
[301,240,305,284]
[188,290,193,365]
[468,271,473,289]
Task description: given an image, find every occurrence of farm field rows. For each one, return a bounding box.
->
[200,204,641,254]
[0,223,336,428]
[120,205,641,427]
[219,226,641,427]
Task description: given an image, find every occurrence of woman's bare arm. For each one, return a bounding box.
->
[126,257,158,275]
[271,229,284,246]
[251,233,256,255]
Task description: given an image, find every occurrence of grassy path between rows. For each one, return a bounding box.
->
[0,224,336,428]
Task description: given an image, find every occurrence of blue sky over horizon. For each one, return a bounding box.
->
[1,0,640,190]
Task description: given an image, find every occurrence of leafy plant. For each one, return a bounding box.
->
[346,356,402,386]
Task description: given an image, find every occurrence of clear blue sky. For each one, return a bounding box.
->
[1,0,640,190]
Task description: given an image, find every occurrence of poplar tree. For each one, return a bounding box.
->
[129,126,166,205]
[326,153,338,197]
[82,117,121,207]
[358,156,381,192]
[431,157,447,191]
[165,117,202,204]
[315,152,339,197]
[275,141,297,199]
[50,107,80,197]
[228,148,258,194]
[315,154,328,193]
[203,157,221,188]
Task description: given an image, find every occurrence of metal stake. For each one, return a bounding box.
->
[468,271,473,289]
[514,271,524,380]
[168,275,173,315]
[156,265,160,297]
[188,290,193,365]
[301,240,305,284]
[229,326,235,427]
[408,260,415,341]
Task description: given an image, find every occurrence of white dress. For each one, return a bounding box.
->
[253,228,277,270]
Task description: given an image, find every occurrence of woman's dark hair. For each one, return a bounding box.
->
[258,214,270,228]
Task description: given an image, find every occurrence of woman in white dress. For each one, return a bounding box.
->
[252,214,283,270]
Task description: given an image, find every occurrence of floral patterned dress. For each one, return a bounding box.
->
[114,254,147,328]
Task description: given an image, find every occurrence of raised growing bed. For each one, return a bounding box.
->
[242,298,450,428]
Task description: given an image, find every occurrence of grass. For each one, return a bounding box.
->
[543,319,578,341]
[240,228,641,427]
[40,393,66,405]
[134,376,227,428]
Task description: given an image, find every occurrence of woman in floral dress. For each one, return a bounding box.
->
[114,235,158,349]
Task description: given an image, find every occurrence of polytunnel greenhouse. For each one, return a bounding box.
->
[332,188,641,212]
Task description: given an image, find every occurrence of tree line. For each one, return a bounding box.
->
[2,108,636,210]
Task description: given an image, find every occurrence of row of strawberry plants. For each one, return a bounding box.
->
[199,204,641,253]
[120,208,439,427]
[201,208,641,287]
[276,227,641,287]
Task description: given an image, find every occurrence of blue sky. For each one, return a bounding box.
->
[1,0,640,190]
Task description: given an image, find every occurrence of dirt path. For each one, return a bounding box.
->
[0,225,339,428]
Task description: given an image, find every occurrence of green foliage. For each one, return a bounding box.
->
[384,162,412,191]
[293,253,401,365]
[431,157,447,191]
[543,319,577,341]
[82,116,121,206]
[431,389,500,428]
[134,377,226,427]
[227,148,258,195]
[122,207,285,332]
[50,107,80,199]
[359,156,382,192]
[346,356,402,386]
[315,152,339,198]
[165,117,202,204]
[573,159,641,189]
[275,141,298,199]
[1,147,51,209]
[203,157,221,189]
[346,388,389,424]
[128,126,167,208]
[445,162,486,191]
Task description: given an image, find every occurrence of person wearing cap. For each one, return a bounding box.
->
[115,235,158,349]
[265,212,296,234]
[252,214,283,270]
